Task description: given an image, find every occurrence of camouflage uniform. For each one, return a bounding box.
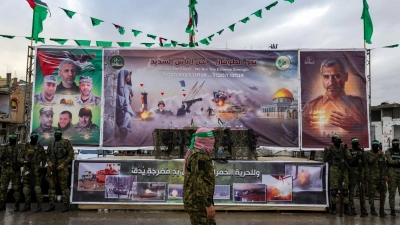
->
[34,92,60,105]
[348,147,368,215]
[365,150,387,211]
[32,125,56,136]
[74,94,101,107]
[183,148,216,225]
[45,138,74,205]
[323,145,352,206]
[73,122,99,134]
[385,148,400,211]
[18,143,46,204]
[55,82,80,95]
[0,144,24,208]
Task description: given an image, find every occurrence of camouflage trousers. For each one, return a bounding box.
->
[387,168,400,209]
[45,165,70,204]
[368,178,387,207]
[188,209,216,225]
[348,167,366,209]
[22,165,43,203]
[0,167,21,202]
[329,166,349,204]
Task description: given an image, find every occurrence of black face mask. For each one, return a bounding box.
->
[372,144,379,153]
[30,137,38,145]
[9,138,17,145]
[352,142,359,149]
[55,134,62,141]
[392,143,399,152]
[333,140,341,148]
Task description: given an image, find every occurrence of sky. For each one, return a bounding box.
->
[0,0,399,106]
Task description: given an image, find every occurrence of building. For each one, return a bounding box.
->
[259,88,298,119]
[0,74,29,143]
[371,102,400,150]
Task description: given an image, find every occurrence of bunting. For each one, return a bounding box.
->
[113,24,125,35]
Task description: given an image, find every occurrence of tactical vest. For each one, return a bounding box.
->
[388,149,400,168]
[8,145,19,166]
[25,144,43,164]
[52,140,67,160]
[328,146,344,167]
[349,148,363,167]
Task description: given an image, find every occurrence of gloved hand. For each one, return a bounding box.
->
[57,164,64,170]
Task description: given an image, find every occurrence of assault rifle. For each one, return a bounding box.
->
[357,149,366,217]
[378,154,385,217]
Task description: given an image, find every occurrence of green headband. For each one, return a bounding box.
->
[189,131,214,149]
[392,141,399,144]
[54,129,63,134]
[351,138,359,143]
[372,141,380,145]
[9,134,17,138]
[30,132,39,137]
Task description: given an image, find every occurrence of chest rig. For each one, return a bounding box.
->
[52,140,67,160]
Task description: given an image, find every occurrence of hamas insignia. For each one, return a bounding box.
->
[110,55,125,70]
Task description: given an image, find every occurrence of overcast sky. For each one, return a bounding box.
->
[0,0,398,106]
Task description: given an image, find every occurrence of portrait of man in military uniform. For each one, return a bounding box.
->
[57,111,77,136]
[55,60,80,95]
[74,76,101,107]
[32,107,56,135]
[34,75,60,105]
[74,107,99,133]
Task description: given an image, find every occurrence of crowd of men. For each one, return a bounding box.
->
[324,134,400,217]
[0,130,74,213]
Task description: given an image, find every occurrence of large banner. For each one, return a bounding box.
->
[103,50,299,147]
[300,50,369,149]
[71,159,328,207]
[32,47,103,146]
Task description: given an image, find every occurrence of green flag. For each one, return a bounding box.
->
[284,0,295,3]
[266,1,278,10]
[62,8,75,18]
[141,43,155,47]
[228,23,236,32]
[0,35,15,39]
[361,0,373,44]
[113,24,125,35]
[96,41,112,47]
[50,38,68,45]
[252,9,262,18]
[383,44,399,48]
[147,34,157,40]
[207,34,215,41]
[200,38,210,46]
[74,40,91,46]
[91,17,103,26]
[177,43,189,47]
[117,42,131,47]
[26,36,45,44]
[188,0,198,8]
[26,0,50,43]
[217,29,224,35]
[132,29,142,37]
[171,40,178,47]
[239,17,250,24]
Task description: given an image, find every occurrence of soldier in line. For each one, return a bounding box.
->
[183,127,216,224]
[74,76,101,107]
[0,133,24,212]
[73,107,99,134]
[365,140,388,216]
[323,134,352,216]
[45,129,74,213]
[385,138,400,216]
[18,132,46,213]
[347,137,368,216]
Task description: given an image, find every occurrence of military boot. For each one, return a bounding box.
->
[33,202,42,213]
[390,209,396,216]
[330,204,337,215]
[20,202,31,212]
[344,204,351,215]
[361,207,368,217]
[0,201,5,211]
[350,208,357,216]
[370,206,378,216]
[44,203,55,212]
[13,201,20,212]
[61,204,69,213]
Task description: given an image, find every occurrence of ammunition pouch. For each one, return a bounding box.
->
[23,187,30,195]
[343,189,349,197]
[34,186,42,194]
[55,141,67,159]
[331,189,338,197]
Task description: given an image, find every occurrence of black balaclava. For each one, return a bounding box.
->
[372,140,380,153]
[351,137,360,150]
[54,129,63,141]
[392,139,399,152]
[30,132,39,145]
[332,134,342,148]
[9,133,17,145]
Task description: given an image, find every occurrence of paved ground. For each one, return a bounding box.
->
[1,197,399,225]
